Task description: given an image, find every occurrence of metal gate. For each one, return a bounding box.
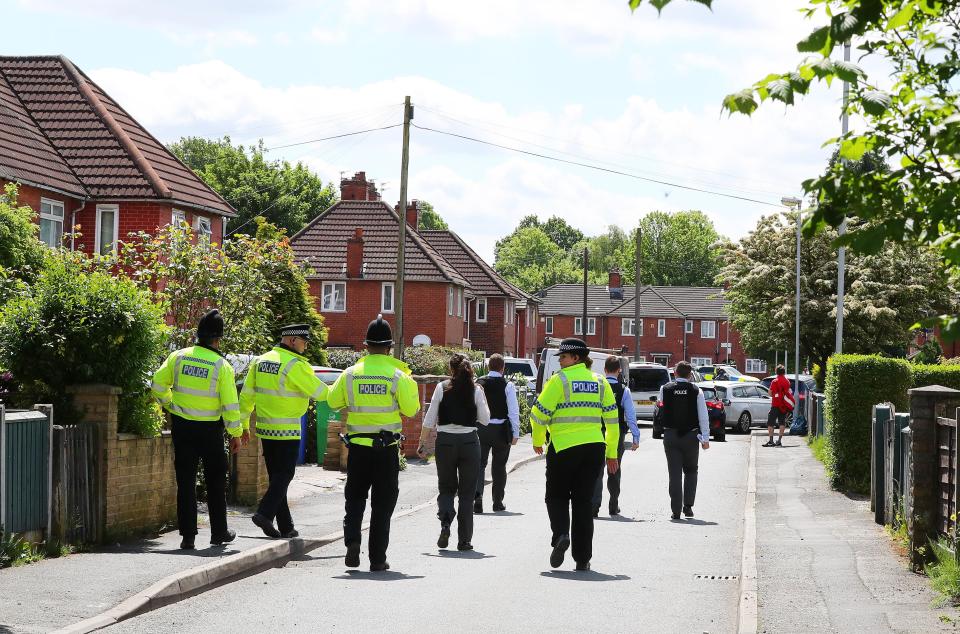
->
[0,405,52,536]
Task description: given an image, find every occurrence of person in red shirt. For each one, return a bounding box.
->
[764,365,794,447]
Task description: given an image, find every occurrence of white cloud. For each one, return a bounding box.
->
[16,0,304,27]
[309,27,347,44]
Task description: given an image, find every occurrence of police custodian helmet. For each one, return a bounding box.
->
[197,309,225,339]
[364,314,393,345]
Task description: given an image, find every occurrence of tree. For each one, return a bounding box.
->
[494,226,580,292]
[0,184,47,303]
[417,201,448,230]
[494,214,584,260]
[621,211,722,287]
[718,212,954,378]
[169,136,338,238]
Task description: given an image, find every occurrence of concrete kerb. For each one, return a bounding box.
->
[737,433,759,634]
[54,450,545,634]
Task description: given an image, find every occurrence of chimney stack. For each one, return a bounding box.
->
[340,172,380,201]
[608,268,623,300]
[347,227,364,278]
[404,199,420,231]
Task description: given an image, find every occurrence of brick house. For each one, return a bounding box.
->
[0,56,234,253]
[536,270,763,375]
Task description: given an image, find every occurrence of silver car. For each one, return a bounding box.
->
[713,381,771,433]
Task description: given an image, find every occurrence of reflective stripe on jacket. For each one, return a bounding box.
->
[240,345,328,440]
[151,345,242,437]
[327,354,420,447]
[530,363,620,459]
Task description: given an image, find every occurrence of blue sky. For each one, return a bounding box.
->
[7,0,844,262]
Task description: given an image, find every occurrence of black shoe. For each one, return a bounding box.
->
[492,502,506,512]
[775,440,783,447]
[438,525,450,549]
[210,528,236,545]
[671,513,681,520]
[683,506,694,518]
[762,440,775,447]
[180,535,195,550]
[473,498,483,514]
[252,513,281,538]
[609,505,621,516]
[457,542,473,551]
[345,543,361,568]
[370,561,390,572]
[550,534,570,568]
[575,561,591,572]
[280,529,299,539]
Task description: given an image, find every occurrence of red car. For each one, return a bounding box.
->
[652,384,726,441]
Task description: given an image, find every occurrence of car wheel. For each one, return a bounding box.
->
[737,412,752,434]
[714,428,726,442]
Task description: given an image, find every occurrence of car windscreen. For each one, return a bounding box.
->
[629,368,670,392]
[504,362,534,377]
[700,387,717,401]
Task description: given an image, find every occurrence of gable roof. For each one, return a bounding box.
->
[420,229,525,300]
[537,283,728,319]
[0,56,234,216]
[290,200,469,286]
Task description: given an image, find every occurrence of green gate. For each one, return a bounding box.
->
[0,406,51,535]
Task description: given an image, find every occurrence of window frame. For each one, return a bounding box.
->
[476,297,488,323]
[576,317,596,335]
[657,319,666,337]
[544,316,553,334]
[171,208,187,228]
[95,204,120,255]
[701,320,717,339]
[381,282,395,314]
[621,318,635,336]
[194,215,212,244]
[685,319,694,334]
[448,287,454,316]
[455,288,462,317]
[691,356,712,367]
[321,281,347,313]
[39,197,65,248]
[745,358,768,374]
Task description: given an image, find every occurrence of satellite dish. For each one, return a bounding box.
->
[412,334,431,347]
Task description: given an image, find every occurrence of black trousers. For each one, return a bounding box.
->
[545,442,605,564]
[476,424,511,504]
[171,416,227,537]
[593,434,626,510]
[663,428,700,515]
[258,438,300,534]
[435,431,481,544]
[343,443,400,565]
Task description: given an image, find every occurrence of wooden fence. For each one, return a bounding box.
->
[937,412,959,538]
[50,424,102,544]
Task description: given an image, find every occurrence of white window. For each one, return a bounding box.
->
[39,198,64,248]
[476,298,488,322]
[685,319,694,334]
[171,209,186,228]
[95,204,119,255]
[746,359,768,374]
[526,308,531,328]
[194,216,212,244]
[621,318,635,336]
[448,287,454,315]
[657,319,666,337]
[701,320,717,339]
[456,288,462,317]
[505,300,512,325]
[545,316,553,334]
[321,281,346,312]
[653,354,670,366]
[691,356,712,367]
[381,282,394,313]
[574,317,596,336]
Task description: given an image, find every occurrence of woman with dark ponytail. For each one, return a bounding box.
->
[419,353,490,551]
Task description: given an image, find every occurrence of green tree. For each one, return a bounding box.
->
[169,136,338,238]
[718,212,954,377]
[0,184,47,303]
[620,210,722,287]
[417,201,448,230]
[494,226,580,292]
[494,214,584,259]
[569,226,630,284]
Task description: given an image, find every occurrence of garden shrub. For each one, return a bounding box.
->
[0,254,168,435]
[910,364,960,392]
[402,345,482,375]
[0,184,48,304]
[326,349,363,370]
[824,354,911,493]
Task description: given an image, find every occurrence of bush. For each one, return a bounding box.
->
[926,536,960,607]
[327,349,363,369]
[509,373,532,435]
[0,254,168,435]
[911,364,960,392]
[0,184,48,304]
[402,345,482,376]
[824,354,911,493]
[912,339,943,365]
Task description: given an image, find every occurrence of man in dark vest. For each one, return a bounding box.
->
[475,354,520,513]
[659,361,710,520]
[592,355,640,516]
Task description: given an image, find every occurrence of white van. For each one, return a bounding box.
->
[628,362,672,421]
[501,357,537,391]
[535,347,629,394]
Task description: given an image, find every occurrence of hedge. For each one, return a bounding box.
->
[910,364,960,392]
[824,355,911,493]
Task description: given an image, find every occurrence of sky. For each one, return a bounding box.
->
[6,0,847,263]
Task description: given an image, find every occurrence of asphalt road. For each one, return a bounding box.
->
[109,434,750,633]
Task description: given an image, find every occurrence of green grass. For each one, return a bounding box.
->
[808,434,834,480]
[926,537,960,607]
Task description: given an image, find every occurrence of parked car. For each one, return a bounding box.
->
[760,374,817,422]
[628,363,672,421]
[313,366,344,385]
[501,356,537,391]
[712,381,771,433]
[697,364,759,382]
[651,382,726,441]
[669,367,703,383]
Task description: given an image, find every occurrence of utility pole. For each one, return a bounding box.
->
[836,41,851,354]
[394,96,413,359]
[634,226,642,361]
[582,247,589,341]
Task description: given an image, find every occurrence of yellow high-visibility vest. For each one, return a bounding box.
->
[151,345,242,438]
[240,346,328,440]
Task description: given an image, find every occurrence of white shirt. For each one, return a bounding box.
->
[658,377,710,441]
[484,371,521,438]
[422,382,491,434]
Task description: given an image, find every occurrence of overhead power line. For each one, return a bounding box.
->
[264,123,402,151]
[411,123,781,208]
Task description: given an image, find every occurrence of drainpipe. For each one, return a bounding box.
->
[466,297,474,343]
[69,200,87,251]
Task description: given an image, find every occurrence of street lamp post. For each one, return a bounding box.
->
[782,196,803,383]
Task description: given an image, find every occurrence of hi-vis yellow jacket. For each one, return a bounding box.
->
[531,363,620,459]
[151,345,243,438]
[327,354,420,447]
[239,345,328,440]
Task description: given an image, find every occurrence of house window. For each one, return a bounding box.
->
[476,298,488,322]
[448,287,454,315]
[39,198,64,248]
[691,356,712,367]
[746,359,768,374]
[526,308,531,328]
[653,354,670,366]
[545,316,553,334]
[701,320,716,339]
[505,300,512,325]
[95,204,119,255]
[171,209,186,228]
[622,318,635,336]
[685,319,694,334]
[657,319,666,337]
[575,317,596,336]
[381,282,394,313]
[456,288,462,317]
[321,282,346,312]
[194,216,212,244]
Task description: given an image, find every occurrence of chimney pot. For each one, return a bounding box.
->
[340,171,380,201]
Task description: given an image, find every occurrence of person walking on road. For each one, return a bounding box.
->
[150,309,243,550]
[592,355,640,517]
[328,315,420,572]
[418,354,491,551]
[240,324,329,540]
[474,354,520,513]
[659,361,710,520]
[531,338,620,572]
[764,364,794,447]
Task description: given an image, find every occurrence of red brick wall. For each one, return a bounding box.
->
[517,306,539,359]
[1,180,84,247]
